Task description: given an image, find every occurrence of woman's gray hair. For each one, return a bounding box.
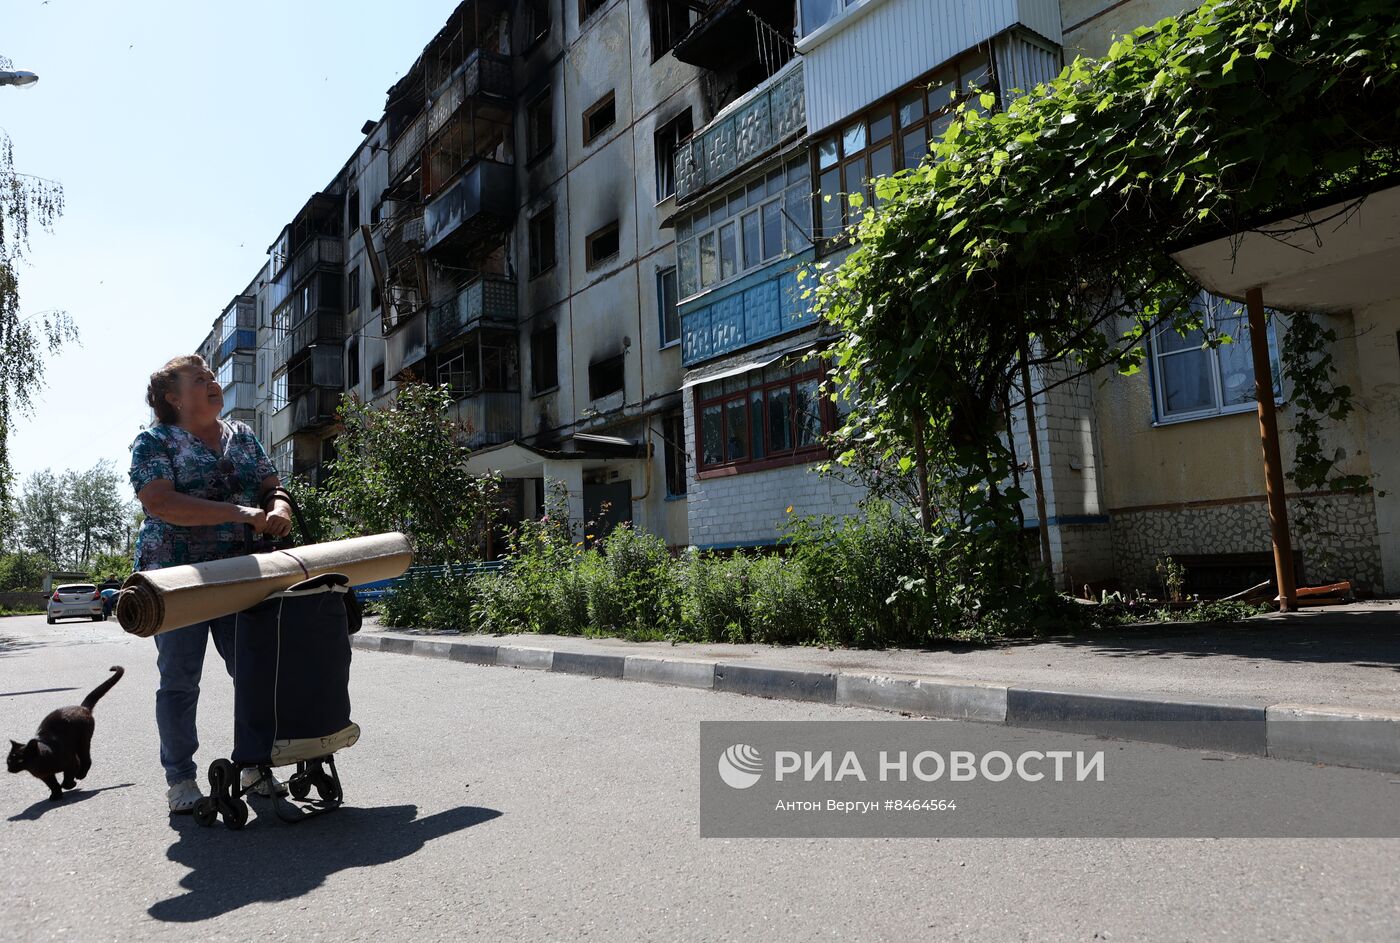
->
[146,354,208,425]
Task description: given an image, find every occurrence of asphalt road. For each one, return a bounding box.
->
[2,612,1398,942]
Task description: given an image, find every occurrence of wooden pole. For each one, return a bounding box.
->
[1020,353,1054,581]
[1245,286,1298,612]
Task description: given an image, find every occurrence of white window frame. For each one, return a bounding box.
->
[271,370,289,413]
[1150,292,1281,426]
[675,158,810,303]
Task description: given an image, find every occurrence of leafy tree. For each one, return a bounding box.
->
[322,382,499,564]
[88,549,132,583]
[15,468,65,565]
[0,55,77,540]
[63,460,131,569]
[0,549,52,591]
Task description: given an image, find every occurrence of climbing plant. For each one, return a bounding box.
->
[809,0,1400,597]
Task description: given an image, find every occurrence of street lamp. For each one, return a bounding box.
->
[0,71,39,88]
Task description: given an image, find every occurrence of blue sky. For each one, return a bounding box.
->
[4,0,456,488]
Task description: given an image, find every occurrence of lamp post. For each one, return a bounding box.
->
[0,71,39,88]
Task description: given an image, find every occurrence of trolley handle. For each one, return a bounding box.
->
[244,488,313,554]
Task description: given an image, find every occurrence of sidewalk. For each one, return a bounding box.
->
[353,600,1400,772]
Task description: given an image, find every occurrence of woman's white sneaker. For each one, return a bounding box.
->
[239,768,289,797]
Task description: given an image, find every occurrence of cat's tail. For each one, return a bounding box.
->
[81,666,124,710]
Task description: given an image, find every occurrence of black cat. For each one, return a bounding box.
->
[7,667,124,801]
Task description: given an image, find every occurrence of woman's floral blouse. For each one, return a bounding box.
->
[128,419,277,571]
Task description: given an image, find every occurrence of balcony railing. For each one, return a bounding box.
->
[279,311,344,365]
[675,59,805,204]
[423,160,515,251]
[428,276,517,349]
[427,50,512,136]
[288,387,341,434]
[389,112,427,181]
[290,236,344,287]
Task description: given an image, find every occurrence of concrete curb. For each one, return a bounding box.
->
[349,632,1400,773]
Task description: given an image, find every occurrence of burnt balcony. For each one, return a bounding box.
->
[427,49,512,137]
[675,58,805,205]
[288,387,342,435]
[280,310,345,366]
[428,275,517,349]
[423,159,515,251]
[674,0,797,77]
[389,112,428,183]
[290,235,344,287]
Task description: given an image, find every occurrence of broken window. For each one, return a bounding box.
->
[583,91,616,146]
[579,0,607,25]
[654,108,693,201]
[588,353,625,401]
[585,220,621,269]
[648,0,697,61]
[527,86,553,161]
[532,325,558,393]
[528,204,556,278]
[657,266,679,347]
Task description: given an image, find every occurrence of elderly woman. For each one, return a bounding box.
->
[129,354,294,813]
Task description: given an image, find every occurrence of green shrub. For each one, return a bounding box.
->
[377,569,481,633]
[584,525,680,641]
[747,555,824,645]
[681,551,754,643]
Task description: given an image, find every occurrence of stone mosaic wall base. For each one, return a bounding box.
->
[1109,492,1383,593]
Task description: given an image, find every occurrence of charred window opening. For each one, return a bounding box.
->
[588,353,625,401]
[583,91,616,146]
[585,220,621,269]
[654,108,693,201]
[347,188,360,230]
[579,0,607,25]
[529,204,557,279]
[371,363,385,392]
[649,0,697,61]
[524,0,551,48]
[527,87,553,161]
[531,324,559,393]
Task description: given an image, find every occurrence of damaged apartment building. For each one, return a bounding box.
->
[195,0,1400,597]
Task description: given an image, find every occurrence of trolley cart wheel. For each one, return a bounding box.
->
[192,798,217,828]
[221,797,248,831]
[289,769,312,801]
[206,758,248,830]
[314,773,342,805]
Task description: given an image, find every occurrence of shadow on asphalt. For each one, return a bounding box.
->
[7,783,135,821]
[149,803,503,922]
[1019,611,1400,670]
[0,687,80,698]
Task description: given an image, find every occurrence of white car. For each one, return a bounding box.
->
[47,583,106,624]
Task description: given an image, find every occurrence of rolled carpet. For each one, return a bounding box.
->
[117,532,414,638]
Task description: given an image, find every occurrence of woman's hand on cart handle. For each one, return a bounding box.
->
[264,506,293,539]
[235,505,270,533]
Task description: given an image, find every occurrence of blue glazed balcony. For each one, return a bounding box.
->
[217,328,256,362]
[679,252,817,367]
